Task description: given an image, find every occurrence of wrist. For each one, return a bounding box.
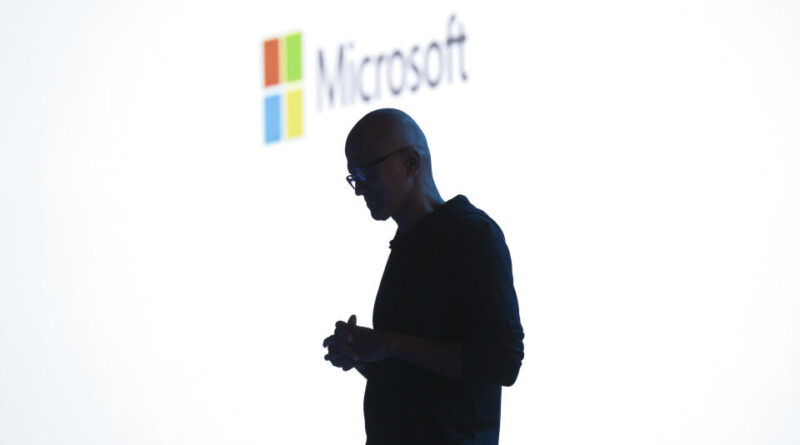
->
[381,330,398,358]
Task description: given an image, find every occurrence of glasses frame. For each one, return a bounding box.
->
[346,146,411,191]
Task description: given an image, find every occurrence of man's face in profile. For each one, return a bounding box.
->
[346,143,408,222]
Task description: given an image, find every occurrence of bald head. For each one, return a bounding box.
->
[345,108,431,174]
[344,108,443,228]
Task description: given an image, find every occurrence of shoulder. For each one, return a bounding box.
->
[451,205,514,278]
[446,199,507,248]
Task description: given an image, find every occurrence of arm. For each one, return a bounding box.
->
[385,331,462,381]
[327,317,462,380]
[380,309,522,386]
[378,318,522,386]
[459,215,525,387]
[332,212,525,386]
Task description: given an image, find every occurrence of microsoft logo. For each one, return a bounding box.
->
[263,32,303,144]
[260,16,467,144]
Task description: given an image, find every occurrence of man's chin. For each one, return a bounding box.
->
[369,206,391,221]
[370,211,390,221]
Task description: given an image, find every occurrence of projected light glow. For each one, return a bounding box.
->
[1,2,799,445]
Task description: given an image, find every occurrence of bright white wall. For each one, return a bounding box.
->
[1,1,799,444]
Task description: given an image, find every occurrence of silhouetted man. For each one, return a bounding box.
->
[323,108,524,445]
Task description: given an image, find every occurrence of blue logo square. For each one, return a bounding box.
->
[264,95,281,144]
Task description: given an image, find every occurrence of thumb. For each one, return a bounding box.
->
[348,314,357,325]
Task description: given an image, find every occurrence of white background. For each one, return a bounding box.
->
[1,1,799,444]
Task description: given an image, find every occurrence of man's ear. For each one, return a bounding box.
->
[405,149,420,175]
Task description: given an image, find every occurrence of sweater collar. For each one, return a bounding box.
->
[388,195,469,249]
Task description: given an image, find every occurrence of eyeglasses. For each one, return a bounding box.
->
[346,146,410,190]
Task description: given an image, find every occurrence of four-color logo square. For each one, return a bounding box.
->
[263,32,303,144]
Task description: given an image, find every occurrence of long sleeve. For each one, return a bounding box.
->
[459,215,525,387]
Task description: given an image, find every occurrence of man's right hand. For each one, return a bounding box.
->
[323,315,364,372]
[323,336,360,371]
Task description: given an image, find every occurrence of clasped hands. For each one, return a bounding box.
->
[322,315,392,372]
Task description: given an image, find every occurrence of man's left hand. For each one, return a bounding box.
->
[332,315,392,363]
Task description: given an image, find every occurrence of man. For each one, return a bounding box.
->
[322,108,524,445]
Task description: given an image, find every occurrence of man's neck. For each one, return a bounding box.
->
[394,188,445,233]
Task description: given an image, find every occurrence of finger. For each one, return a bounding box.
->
[325,335,357,359]
[326,343,355,361]
[329,353,356,369]
[334,323,353,342]
[322,334,337,348]
[331,342,359,362]
[325,348,343,363]
[348,314,357,325]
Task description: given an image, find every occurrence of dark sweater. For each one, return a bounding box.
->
[363,195,524,445]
